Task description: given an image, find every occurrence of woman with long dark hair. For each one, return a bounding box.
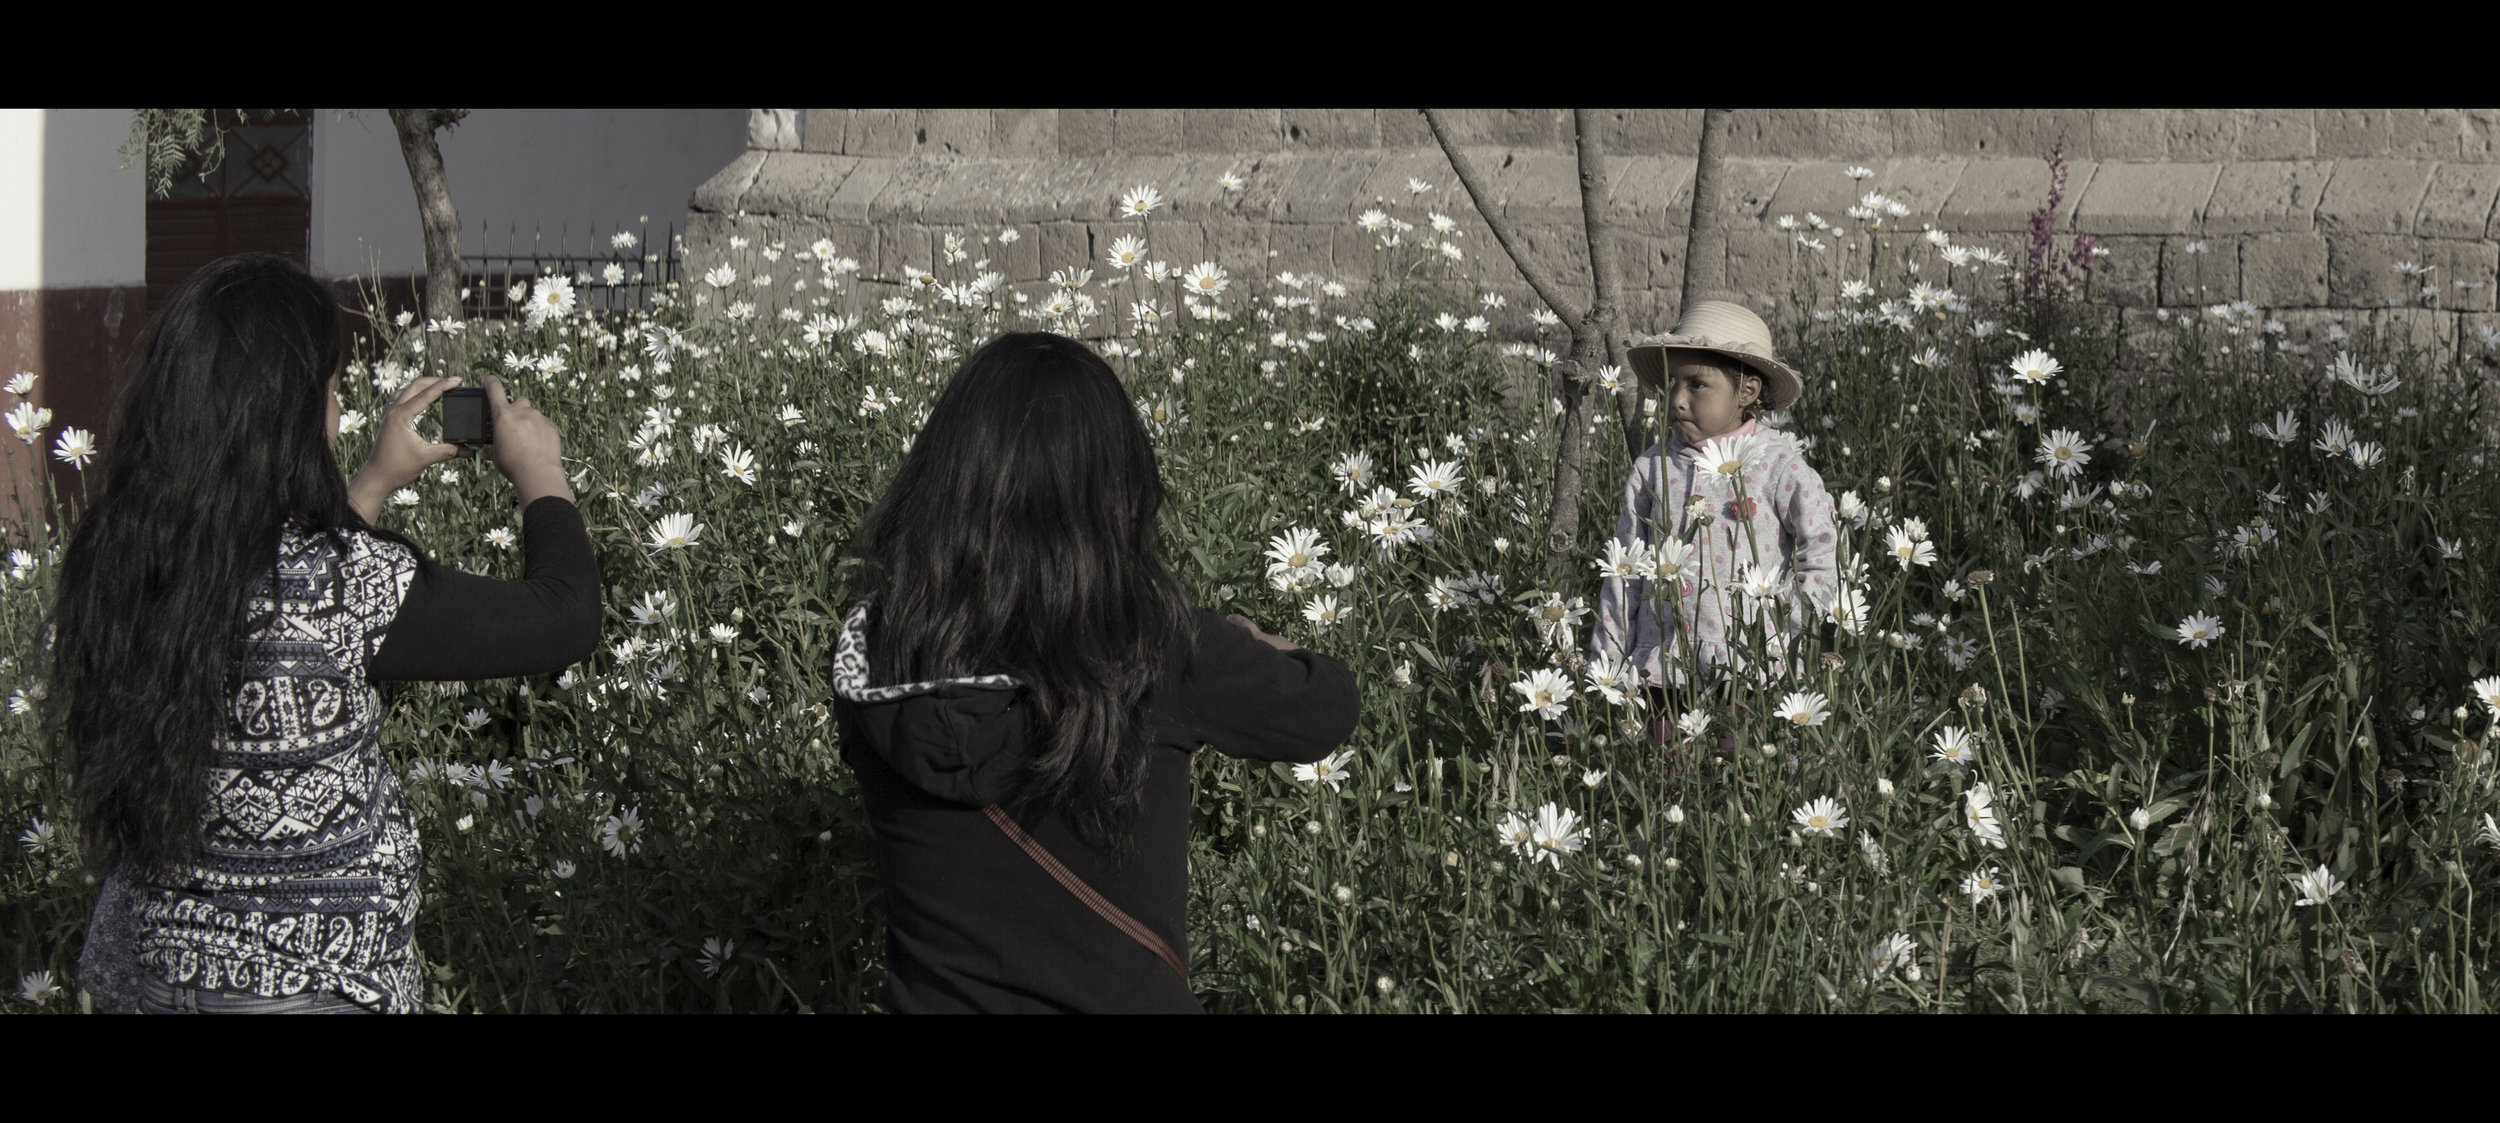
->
[54,253,602,1014]
[835,331,1359,1013]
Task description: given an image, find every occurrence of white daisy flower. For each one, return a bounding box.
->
[1931,725,1976,766]
[646,513,705,551]
[2176,612,2225,649]
[1775,691,1831,728]
[1293,749,1355,789]
[1118,184,1165,218]
[600,807,645,856]
[2287,864,2344,907]
[1526,803,1586,869]
[2008,349,2062,385]
[1687,432,1763,481]
[1791,796,1848,836]
[1512,668,1574,721]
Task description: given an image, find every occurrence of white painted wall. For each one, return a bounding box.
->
[0,108,145,291]
[309,109,748,279]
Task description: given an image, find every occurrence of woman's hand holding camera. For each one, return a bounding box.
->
[480,376,572,508]
[348,374,471,523]
[348,374,571,523]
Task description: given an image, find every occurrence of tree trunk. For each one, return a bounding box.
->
[1421,109,1632,586]
[1680,108,1734,306]
[1540,108,1629,584]
[388,109,469,374]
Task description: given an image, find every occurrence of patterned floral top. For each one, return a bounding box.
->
[131,526,422,1013]
[1592,420,1840,686]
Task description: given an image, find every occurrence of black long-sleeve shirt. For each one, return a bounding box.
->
[836,607,1361,1013]
[370,496,603,680]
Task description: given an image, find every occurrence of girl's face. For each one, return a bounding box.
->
[1667,354,1760,446]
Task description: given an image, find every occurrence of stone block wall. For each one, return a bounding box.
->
[688,110,2500,355]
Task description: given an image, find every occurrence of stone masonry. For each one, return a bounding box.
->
[686,110,2500,357]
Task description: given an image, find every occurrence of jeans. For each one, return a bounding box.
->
[136,974,377,1015]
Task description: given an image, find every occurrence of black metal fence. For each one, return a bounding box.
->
[461,218,681,321]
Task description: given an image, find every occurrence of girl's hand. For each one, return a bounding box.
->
[348,375,471,523]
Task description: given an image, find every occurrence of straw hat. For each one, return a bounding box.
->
[1625,301,1804,411]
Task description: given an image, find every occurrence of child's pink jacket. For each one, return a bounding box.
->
[1592,420,1840,685]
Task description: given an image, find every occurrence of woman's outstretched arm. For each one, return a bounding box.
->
[367,496,601,681]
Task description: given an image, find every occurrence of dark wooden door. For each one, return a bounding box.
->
[145,111,311,309]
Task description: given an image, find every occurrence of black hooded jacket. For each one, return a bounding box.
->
[833,603,1359,1013]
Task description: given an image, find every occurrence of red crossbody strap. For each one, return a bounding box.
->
[983,805,1188,981]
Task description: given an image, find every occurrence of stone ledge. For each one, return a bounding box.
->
[688,149,2500,325]
[792,109,2500,165]
[2316,160,2437,235]
[2073,163,2220,235]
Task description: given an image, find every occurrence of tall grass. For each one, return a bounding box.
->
[4,182,2496,1012]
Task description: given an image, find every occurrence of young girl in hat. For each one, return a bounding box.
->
[1592,301,1840,705]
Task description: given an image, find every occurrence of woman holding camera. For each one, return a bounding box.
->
[56,253,602,1014]
[834,331,1360,1013]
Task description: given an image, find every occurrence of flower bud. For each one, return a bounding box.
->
[1877,778,1895,798]
[1665,804,1685,825]
[2129,807,2151,831]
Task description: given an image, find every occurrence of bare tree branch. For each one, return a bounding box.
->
[1420,109,1586,328]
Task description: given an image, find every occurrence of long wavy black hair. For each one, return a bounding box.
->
[50,253,415,877]
[850,331,1195,857]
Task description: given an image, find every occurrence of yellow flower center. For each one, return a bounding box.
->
[1807,815,1828,828]
[1532,690,1552,706]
